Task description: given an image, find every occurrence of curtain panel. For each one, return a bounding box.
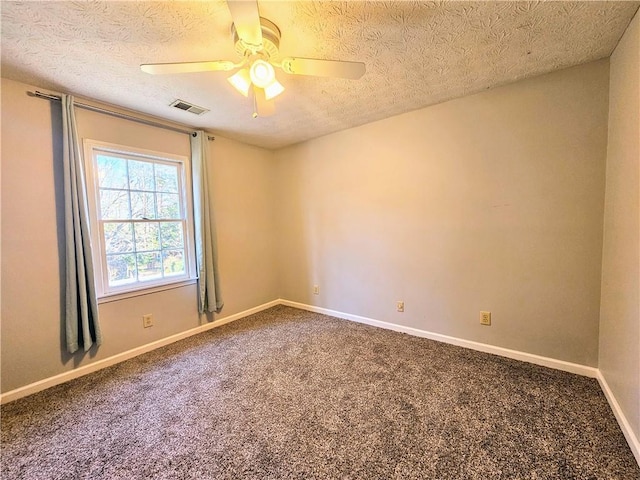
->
[62,95,102,353]
[190,131,224,314]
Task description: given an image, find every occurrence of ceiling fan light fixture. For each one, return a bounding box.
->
[228,68,251,97]
[141,3,366,118]
[264,79,284,100]
[249,59,275,88]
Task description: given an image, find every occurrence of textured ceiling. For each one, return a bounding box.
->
[2,1,638,149]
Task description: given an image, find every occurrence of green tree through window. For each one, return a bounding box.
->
[84,141,195,296]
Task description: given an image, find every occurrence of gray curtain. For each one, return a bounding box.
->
[62,95,102,353]
[190,131,223,314]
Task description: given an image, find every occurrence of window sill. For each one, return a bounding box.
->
[97,279,197,304]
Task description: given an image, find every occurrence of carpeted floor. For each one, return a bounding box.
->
[1,305,639,479]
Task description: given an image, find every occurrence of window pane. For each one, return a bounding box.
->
[89,142,193,294]
[137,252,162,281]
[97,155,128,189]
[128,160,155,191]
[134,222,160,251]
[155,164,179,193]
[100,189,131,220]
[104,223,134,254]
[131,192,156,219]
[163,250,185,276]
[157,193,180,219]
[160,222,184,249]
[106,253,136,286]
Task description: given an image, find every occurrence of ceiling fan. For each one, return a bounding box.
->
[141,0,366,118]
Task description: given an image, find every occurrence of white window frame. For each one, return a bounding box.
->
[83,139,197,300]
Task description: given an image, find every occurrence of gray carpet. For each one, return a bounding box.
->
[1,305,639,479]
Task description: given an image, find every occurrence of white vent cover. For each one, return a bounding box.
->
[169,99,209,115]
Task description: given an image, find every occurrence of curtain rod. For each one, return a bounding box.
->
[28,90,215,141]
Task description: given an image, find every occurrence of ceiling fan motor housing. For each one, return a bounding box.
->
[232,17,281,59]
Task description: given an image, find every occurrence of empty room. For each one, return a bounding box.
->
[1,1,639,478]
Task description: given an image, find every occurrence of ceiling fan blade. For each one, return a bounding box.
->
[141,61,236,75]
[280,58,366,79]
[252,87,275,118]
[227,0,262,49]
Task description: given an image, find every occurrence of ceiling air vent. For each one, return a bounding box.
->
[169,99,209,115]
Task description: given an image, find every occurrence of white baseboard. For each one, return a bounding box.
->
[281,299,640,466]
[280,299,598,378]
[597,371,640,466]
[4,298,638,468]
[0,299,280,405]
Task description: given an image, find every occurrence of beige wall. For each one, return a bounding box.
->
[275,60,610,367]
[600,11,640,441]
[0,56,620,392]
[1,78,278,392]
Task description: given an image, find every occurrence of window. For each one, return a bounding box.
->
[84,140,196,298]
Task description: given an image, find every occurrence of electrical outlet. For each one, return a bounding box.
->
[143,314,153,328]
[313,285,319,295]
[397,301,404,312]
[480,311,491,326]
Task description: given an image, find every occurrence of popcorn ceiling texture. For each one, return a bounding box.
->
[1,1,638,149]
[1,306,639,479]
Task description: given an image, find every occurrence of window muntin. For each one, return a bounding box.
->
[84,141,195,297]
